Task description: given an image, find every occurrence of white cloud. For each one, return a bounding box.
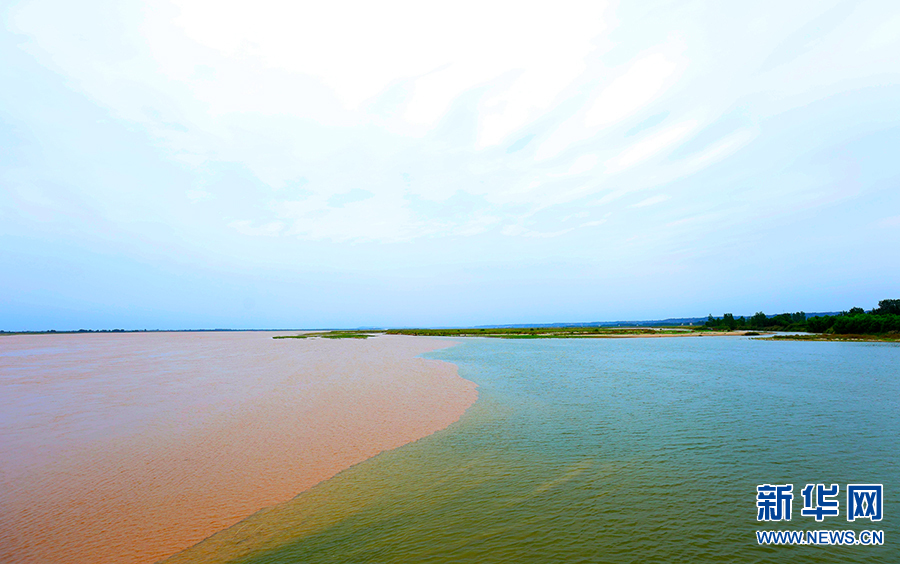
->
[877,215,900,228]
[229,220,285,237]
[533,45,686,161]
[501,223,576,238]
[550,154,598,177]
[9,0,899,246]
[862,13,900,50]
[605,121,696,174]
[186,189,212,202]
[680,127,758,174]
[584,52,682,128]
[276,193,426,242]
[171,0,612,134]
[630,194,670,208]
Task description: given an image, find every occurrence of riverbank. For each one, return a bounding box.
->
[277,328,769,339]
[0,333,476,564]
[768,333,900,342]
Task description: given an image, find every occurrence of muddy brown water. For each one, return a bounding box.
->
[0,332,475,564]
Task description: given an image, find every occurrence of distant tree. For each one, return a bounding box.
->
[723,313,736,330]
[848,307,865,315]
[807,315,835,333]
[875,299,900,315]
[750,312,768,328]
[791,311,806,324]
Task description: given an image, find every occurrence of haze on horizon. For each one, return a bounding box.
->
[2,0,899,331]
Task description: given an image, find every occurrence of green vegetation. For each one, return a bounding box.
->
[274,332,373,339]
[770,333,900,342]
[704,311,808,331]
[706,299,900,340]
[385,327,700,338]
[806,313,900,335]
[273,326,758,340]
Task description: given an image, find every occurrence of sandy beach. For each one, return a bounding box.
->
[0,332,476,564]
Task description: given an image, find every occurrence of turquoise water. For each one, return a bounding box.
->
[178,337,898,563]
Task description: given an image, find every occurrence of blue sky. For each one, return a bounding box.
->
[2,0,899,330]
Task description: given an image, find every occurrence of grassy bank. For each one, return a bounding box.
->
[273,327,762,340]
[385,327,690,338]
[768,333,900,343]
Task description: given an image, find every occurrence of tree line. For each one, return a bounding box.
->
[705,299,900,334]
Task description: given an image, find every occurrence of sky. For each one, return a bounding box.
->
[2,0,899,330]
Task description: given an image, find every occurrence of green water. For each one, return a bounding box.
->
[180,337,898,563]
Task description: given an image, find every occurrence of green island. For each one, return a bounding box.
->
[273,332,371,339]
